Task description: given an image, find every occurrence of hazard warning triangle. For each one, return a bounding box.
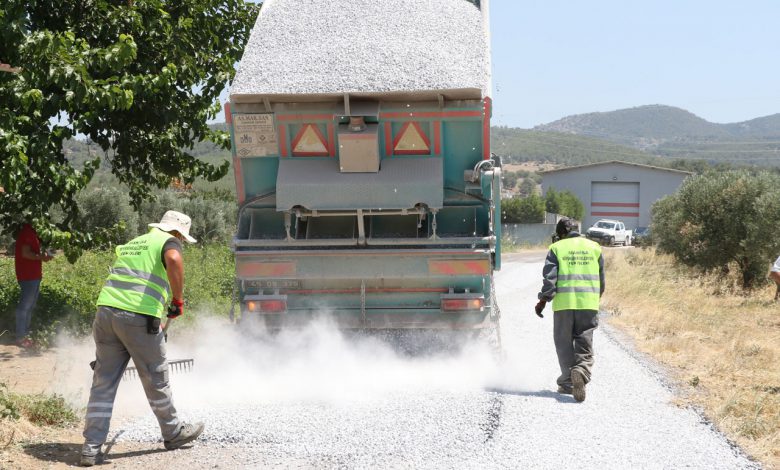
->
[292,124,329,156]
[393,122,430,155]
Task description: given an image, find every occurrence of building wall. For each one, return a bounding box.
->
[541,163,689,230]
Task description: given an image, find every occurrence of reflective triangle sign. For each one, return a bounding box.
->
[393,122,430,155]
[292,124,329,156]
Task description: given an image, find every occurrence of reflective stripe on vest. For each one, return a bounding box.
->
[550,237,602,311]
[96,229,172,318]
[109,267,171,297]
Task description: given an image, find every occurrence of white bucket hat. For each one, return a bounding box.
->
[149,210,197,243]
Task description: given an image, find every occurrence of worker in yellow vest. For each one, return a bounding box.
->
[535,217,605,403]
[80,211,204,466]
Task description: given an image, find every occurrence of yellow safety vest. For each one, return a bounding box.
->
[96,229,172,318]
[550,236,602,311]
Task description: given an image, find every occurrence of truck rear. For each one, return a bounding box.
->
[227,0,499,331]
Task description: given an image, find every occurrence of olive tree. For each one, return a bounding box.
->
[651,170,780,289]
[502,195,545,223]
[544,187,584,221]
[0,0,259,260]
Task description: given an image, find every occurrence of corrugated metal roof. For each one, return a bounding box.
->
[538,160,693,175]
[231,0,490,103]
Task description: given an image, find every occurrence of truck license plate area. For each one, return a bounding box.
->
[248,280,301,289]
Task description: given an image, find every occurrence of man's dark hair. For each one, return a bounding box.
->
[555,217,578,239]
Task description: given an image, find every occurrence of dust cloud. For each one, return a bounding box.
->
[51,312,535,418]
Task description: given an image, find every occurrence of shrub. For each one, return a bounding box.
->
[502,195,545,223]
[651,170,780,289]
[15,393,78,427]
[0,383,21,420]
[137,190,236,243]
[76,187,140,245]
[0,245,235,343]
[0,382,77,427]
[545,187,584,220]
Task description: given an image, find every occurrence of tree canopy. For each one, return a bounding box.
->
[502,195,545,224]
[0,0,259,259]
[651,170,780,289]
[544,187,584,221]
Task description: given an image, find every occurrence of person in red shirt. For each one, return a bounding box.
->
[14,223,53,347]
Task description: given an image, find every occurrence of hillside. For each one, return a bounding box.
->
[491,127,690,169]
[534,105,780,166]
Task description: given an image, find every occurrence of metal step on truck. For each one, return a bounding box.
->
[226,0,500,338]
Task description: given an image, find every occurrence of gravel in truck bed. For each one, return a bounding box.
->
[231,0,490,97]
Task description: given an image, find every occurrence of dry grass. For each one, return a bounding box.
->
[602,248,780,469]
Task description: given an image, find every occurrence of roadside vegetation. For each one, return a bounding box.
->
[598,169,780,468]
[602,247,779,468]
[0,383,78,428]
[0,244,236,348]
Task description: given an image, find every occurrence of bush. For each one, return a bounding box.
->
[651,170,780,289]
[0,245,235,343]
[502,195,545,223]
[545,187,584,220]
[0,382,77,427]
[15,393,78,427]
[76,187,140,245]
[0,383,21,420]
[137,190,236,243]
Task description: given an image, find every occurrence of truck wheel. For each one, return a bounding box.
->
[606,236,614,246]
[625,236,630,246]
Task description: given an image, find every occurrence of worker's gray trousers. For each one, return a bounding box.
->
[553,309,598,389]
[83,306,181,447]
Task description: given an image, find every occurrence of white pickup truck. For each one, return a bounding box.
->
[585,219,632,246]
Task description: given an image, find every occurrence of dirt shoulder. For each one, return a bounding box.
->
[0,341,161,469]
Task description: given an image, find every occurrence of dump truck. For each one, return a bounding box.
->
[226,0,500,334]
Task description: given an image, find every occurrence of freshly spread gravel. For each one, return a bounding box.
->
[231,0,490,97]
[109,254,759,469]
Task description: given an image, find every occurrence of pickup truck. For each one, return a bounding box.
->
[585,219,632,246]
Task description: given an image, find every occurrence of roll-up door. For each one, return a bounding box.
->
[590,182,639,229]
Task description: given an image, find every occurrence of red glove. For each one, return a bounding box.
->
[167,298,184,319]
[534,300,546,318]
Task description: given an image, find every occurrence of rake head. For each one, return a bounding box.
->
[122,359,194,381]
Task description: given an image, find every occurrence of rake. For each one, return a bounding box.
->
[122,358,194,381]
[122,319,194,381]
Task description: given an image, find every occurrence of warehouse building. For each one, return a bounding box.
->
[540,161,692,230]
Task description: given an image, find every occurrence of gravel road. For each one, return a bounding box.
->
[100,252,759,469]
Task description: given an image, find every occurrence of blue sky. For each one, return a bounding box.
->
[490,0,780,128]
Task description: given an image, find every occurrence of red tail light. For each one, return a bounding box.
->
[441,298,484,312]
[244,297,287,314]
[259,300,287,312]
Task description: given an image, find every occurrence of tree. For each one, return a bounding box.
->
[544,187,584,220]
[502,171,518,190]
[517,178,537,197]
[502,195,545,223]
[651,170,780,289]
[0,0,259,260]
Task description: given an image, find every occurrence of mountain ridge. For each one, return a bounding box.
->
[532,105,780,165]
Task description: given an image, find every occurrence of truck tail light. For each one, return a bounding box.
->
[441,297,484,312]
[258,300,287,312]
[244,295,287,314]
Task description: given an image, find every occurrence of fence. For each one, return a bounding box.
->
[501,223,556,246]
[502,214,581,246]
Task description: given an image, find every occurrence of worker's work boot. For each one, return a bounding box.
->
[164,421,205,450]
[557,386,573,395]
[571,369,586,402]
[79,443,104,467]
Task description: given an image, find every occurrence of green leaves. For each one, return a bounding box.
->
[0,0,260,257]
[652,170,780,289]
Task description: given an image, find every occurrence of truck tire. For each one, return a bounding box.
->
[606,236,614,246]
[625,236,631,246]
